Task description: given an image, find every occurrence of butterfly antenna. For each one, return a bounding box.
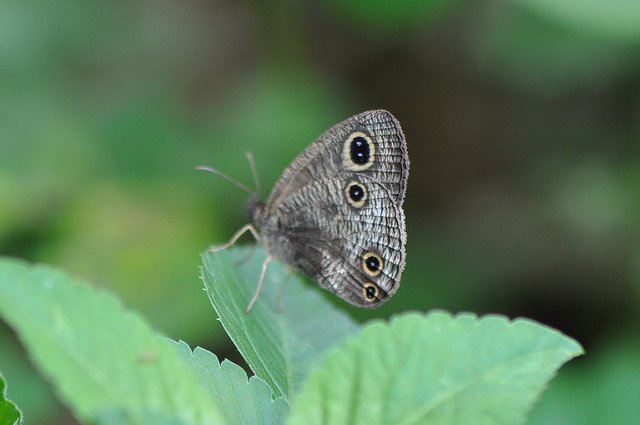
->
[245,151,261,198]
[196,165,257,197]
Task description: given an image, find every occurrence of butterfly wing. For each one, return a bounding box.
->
[258,110,408,307]
[267,110,408,208]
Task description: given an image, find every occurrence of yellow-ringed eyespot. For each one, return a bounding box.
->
[362,251,383,277]
[343,131,375,171]
[362,282,379,301]
[345,181,368,208]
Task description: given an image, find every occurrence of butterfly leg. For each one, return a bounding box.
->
[245,254,272,314]
[207,223,261,253]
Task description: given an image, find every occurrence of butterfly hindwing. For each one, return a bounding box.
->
[283,176,405,306]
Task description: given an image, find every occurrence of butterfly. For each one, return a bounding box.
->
[200,110,408,312]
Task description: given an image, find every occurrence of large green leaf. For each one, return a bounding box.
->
[0,258,221,425]
[201,246,361,401]
[174,341,289,425]
[0,373,21,425]
[288,311,583,425]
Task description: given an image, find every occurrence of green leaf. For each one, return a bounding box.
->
[0,258,222,425]
[0,329,60,424]
[174,340,289,425]
[0,373,22,425]
[288,311,583,425]
[202,246,361,401]
[529,337,640,425]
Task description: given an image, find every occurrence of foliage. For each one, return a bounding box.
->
[174,341,289,425]
[201,247,360,400]
[0,252,582,424]
[0,258,222,424]
[287,313,582,425]
[528,338,640,425]
[0,374,22,425]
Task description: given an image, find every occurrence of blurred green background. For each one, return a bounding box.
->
[1,0,639,423]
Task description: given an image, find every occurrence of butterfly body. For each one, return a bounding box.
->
[244,110,409,308]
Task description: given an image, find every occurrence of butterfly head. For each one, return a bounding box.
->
[245,196,266,226]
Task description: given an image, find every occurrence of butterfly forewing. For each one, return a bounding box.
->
[267,110,408,209]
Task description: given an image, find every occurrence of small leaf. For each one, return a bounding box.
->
[0,258,222,425]
[0,373,22,425]
[288,311,583,425]
[174,340,289,425]
[202,246,361,401]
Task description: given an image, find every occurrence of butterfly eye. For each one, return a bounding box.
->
[343,132,375,171]
[363,282,379,301]
[362,251,383,276]
[345,181,368,208]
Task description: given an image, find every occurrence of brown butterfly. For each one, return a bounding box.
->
[200,110,408,312]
